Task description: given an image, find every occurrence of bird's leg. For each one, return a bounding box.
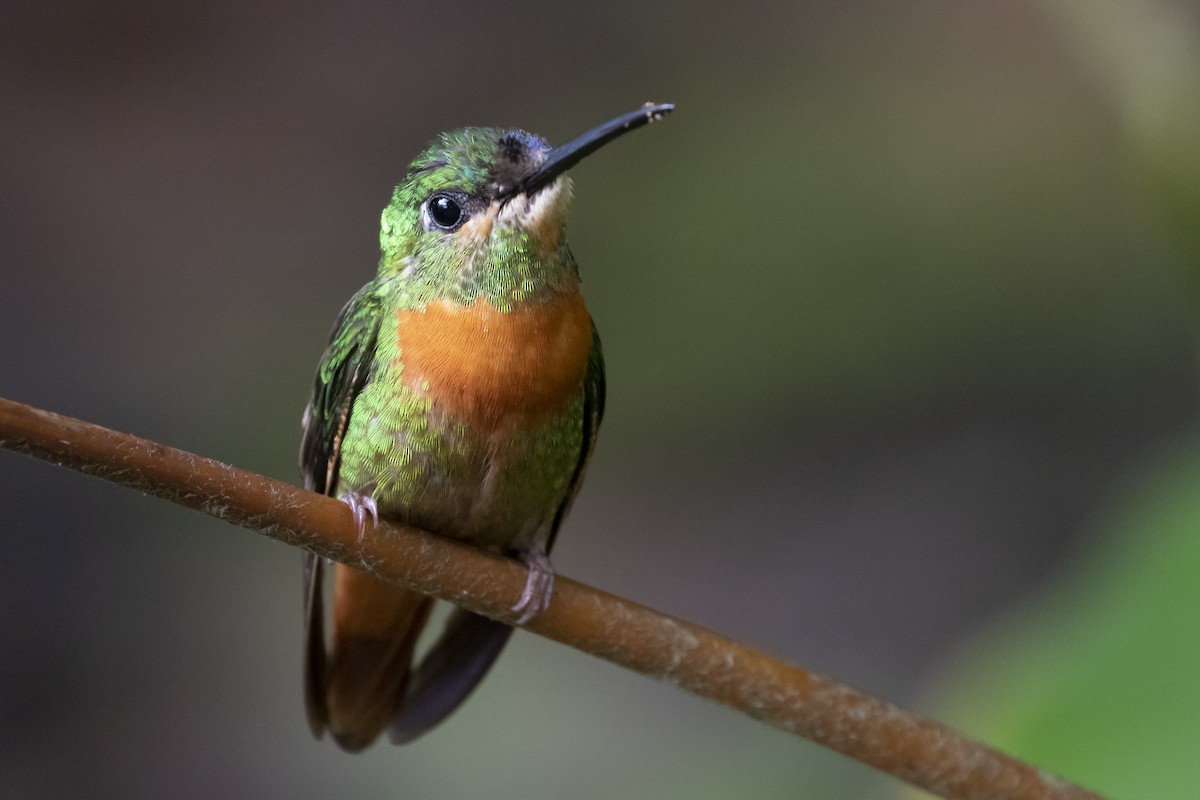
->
[512,549,555,625]
[339,492,379,540]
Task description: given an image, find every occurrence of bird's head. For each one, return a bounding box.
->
[377,104,673,305]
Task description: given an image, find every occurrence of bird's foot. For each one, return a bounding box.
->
[340,492,379,540]
[512,550,555,625]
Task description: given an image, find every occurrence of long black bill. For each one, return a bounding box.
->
[502,102,674,200]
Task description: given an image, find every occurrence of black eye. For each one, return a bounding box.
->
[428,194,464,230]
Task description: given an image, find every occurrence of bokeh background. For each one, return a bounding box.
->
[3,1,1199,798]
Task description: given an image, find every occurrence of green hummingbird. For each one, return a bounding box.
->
[300,103,674,751]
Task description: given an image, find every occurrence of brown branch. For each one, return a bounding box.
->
[0,395,1106,800]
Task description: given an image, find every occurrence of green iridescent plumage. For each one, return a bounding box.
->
[302,127,600,543]
[298,105,670,751]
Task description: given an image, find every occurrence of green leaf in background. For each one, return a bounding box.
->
[912,433,1200,799]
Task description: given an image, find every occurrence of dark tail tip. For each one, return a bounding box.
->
[332,730,372,753]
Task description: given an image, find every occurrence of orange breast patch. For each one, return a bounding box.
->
[396,292,592,428]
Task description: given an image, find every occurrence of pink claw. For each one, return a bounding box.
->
[341,492,379,540]
[512,550,555,625]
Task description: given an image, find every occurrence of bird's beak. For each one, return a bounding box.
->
[499,103,674,201]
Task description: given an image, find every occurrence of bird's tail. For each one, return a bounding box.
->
[389,609,514,744]
[304,556,433,751]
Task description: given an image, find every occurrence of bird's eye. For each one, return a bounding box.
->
[428,194,465,230]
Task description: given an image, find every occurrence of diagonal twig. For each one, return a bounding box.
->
[0,395,1107,800]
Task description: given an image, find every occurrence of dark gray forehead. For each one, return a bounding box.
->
[407,127,552,199]
[489,131,551,196]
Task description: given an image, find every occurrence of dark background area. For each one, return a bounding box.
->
[2,2,1197,798]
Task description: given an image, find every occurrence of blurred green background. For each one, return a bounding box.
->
[2,1,1198,798]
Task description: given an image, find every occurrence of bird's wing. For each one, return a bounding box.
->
[298,285,384,738]
[299,286,384,497]
[547,319,606,552]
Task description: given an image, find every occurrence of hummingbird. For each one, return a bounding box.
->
[299,103,674,751]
